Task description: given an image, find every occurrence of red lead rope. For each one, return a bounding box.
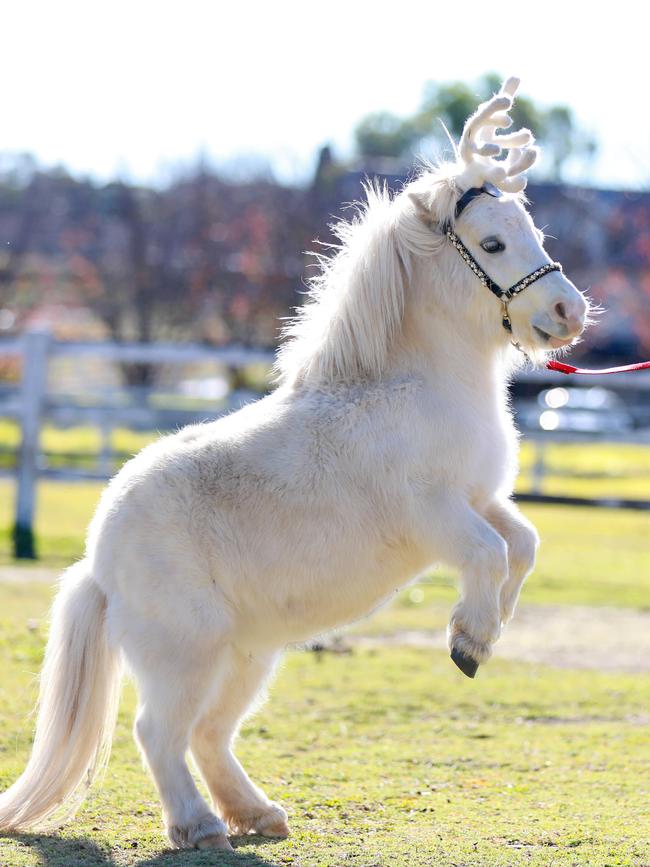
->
[546,359,650,375]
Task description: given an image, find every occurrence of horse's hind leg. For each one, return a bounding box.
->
[190,647,289,838]
[127,629,232,851]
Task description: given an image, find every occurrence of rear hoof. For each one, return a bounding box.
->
[256,808,290,838]
[226,802,289,838]
[168,814,228,849]
[197,833,233,851]
[450,646,479,678]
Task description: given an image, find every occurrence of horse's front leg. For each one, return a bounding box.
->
[420,498,509,676]
[483,498,539,625]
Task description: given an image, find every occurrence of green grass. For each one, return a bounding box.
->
[518,441,650,500]
[0,420,160,471]
[0,579,648,866]
[0,464,648,864]
[0,479,104,566]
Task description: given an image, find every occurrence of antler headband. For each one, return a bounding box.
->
[455,76,538,194]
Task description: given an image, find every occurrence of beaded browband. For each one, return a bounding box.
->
[443,183,563,334]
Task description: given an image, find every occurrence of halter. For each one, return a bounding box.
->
[444,183,563,336]
[444,186,650,375]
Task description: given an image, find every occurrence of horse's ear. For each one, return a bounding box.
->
[408,191,433,224]
[406,179,457,232]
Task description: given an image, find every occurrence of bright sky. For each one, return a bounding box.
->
[1,0,647,190]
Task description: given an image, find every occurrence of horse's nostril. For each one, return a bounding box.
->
[554,302,567,321]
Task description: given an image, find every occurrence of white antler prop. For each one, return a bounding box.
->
[456,77,538,194]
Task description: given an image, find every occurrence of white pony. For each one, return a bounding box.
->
[0,78,588,851]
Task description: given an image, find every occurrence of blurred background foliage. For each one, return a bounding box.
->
[0,72,648,388]
[354,72,597,179]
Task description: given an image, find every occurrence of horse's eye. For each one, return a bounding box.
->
[480,237,505,254]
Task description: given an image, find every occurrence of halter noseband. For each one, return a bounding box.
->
[443,183,563,335]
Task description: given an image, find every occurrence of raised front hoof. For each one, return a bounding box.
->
[450,646,479,678]
[197,833,233,851]
[447,614,495,674]
[226,802,290,838]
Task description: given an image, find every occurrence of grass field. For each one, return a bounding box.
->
[0,578,649,867]
[0,434,649,865]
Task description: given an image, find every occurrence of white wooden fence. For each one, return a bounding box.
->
[0,330,273,558]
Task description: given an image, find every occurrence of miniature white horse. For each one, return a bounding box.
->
[0,78,588,850]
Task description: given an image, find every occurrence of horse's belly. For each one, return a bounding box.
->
[233,534,429,644]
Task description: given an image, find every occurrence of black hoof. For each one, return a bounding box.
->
[450,647,479,678]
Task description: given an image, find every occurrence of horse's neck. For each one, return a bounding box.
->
[392,313,509,404]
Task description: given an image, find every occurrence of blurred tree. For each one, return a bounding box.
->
[0,158,317,384]
[355,113,419,160]
[354,73,597,180]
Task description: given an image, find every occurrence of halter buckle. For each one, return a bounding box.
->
[501,299,512,333]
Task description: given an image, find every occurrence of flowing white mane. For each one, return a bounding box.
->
[274,173,457,384]
[276,77,537,386]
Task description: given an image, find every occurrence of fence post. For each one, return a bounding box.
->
[98,412,113,477]
[13,330,50,559]
[531,440,548,495]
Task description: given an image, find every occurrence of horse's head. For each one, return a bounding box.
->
[277,77,590,386]
[406,77,588,360]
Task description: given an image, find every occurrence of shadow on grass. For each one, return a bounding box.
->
[6,832,286,866]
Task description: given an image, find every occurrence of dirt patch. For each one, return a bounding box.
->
[497,603,649,672]
[0,565,60,583]
[353,604,650,673]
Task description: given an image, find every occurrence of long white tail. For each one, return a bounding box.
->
[0,560,122,830]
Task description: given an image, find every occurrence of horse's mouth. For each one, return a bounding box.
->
[533,325,573,349]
